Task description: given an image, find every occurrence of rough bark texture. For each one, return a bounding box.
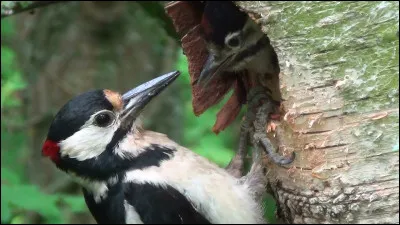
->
[7,1,181,223]
[235,1,399,224]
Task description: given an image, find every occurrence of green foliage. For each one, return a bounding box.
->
[1,19,26,109]
[2,168,86,224]
[1,18,86,224]
[175,53,239,167]
[1,46,27,108]
[1,16,15,35]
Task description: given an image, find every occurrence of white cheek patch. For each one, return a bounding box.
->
[59,121,120,161]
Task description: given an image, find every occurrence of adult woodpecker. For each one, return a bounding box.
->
[42,71,268,224]
[165,1,295,166]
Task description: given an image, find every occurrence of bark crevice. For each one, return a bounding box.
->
[235,1,399,223]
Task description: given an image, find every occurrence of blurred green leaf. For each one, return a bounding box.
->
[10,215,25,224]
[1,72,27,108]
[20,1,34,9]
[1,167,21,185]
[1,45,27,109]
[60,195,87,213]
[2,185,62,222]
[1,46,15,74]
[263,194,277,223]
[1,20,33,224]
[1,198,12,223]
[1,183,88,224]
[1,128,28,177]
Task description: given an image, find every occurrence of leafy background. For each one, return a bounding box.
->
[1,2,277,224]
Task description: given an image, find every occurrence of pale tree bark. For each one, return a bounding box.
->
[235,1,399,224]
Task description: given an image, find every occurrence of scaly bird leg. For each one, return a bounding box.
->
[225,91,261,178]
[236,97,268,201]
[226,99,267,202]
[225,115,251,178]
[246,86,295,166]
[226,84,294,177]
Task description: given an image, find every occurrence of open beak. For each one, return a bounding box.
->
[194,53,234,88]
[120,71,180,120]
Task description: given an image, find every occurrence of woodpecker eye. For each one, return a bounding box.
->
[94,111,114,127]
[225,32,241,49]
[227,36,240,48]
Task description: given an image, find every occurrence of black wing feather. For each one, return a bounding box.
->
[125,182,211,224]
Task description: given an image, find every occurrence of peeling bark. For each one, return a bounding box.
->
[235,1,399,224]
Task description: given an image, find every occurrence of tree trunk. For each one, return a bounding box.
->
[235,1,399,224]
[9,1,181,223]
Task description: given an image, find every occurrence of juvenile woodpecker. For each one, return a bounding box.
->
[166,1,295,167]
[198,1,295,166]
[42,71,268,224]
[196,1,281,101]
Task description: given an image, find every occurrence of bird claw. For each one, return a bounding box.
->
[247,87,295,167]
[256,134,295,166]
[227,86,294,176]
[266,121,277,133]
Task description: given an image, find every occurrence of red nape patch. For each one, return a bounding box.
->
[42,140,60,163]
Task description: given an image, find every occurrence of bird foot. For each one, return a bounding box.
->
[226,86,295,177]
[266,121,277,133]
[247,86,295,166]
[254,132,295,166]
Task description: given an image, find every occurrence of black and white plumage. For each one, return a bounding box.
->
[196,1,281,104]
[193,1,295,166]
[42,71,267,224]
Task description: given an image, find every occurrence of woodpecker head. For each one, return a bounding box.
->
[42,71,180,181]
[196,1,278,87]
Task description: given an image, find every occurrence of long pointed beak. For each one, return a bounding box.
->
[121,71,180,120]
[194,53,234,88]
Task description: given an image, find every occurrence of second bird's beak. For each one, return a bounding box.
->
[195,53,234,88]
[120,71,180,121]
